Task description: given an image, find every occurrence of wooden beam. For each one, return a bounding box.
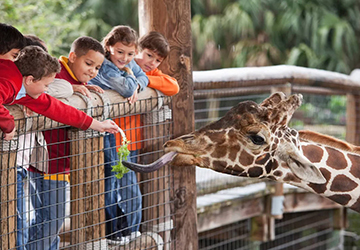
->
[0,150,16,249]
[138,1,197,249]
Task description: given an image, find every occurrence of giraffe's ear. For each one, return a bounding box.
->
[287,154,327,184]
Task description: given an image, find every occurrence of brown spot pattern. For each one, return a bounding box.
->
[202,157,211,168]
[239,150,254,166]
[248,167,263,177]
[328,194,351,206]
[330,175,358,192]
[265,160,273,174]
[232,164,245,173]
[308,168,331,194]
[273,170,283,177]
[255,154,270,165]
[350,197,360,213]
[302,145,323,163]
[325,147,347,170]
[210,145,227,158]
[283,173,301,183]
[205,131,226,144]
[228,144,240,162]
[348,154,360,179]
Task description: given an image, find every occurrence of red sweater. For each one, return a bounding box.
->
[0,59,92,134]
[42,57,87,174]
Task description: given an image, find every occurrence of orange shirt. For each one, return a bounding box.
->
[116,68,179,151]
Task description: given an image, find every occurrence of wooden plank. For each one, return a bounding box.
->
[283,192,341,213]
[0,150,16,250]
[346,93,360,145]
[69,132,105,247]
[138,1,197,249]
[197,197,264,233]
[140,122,172,244]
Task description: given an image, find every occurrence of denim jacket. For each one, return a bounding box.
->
[89,58,149,98]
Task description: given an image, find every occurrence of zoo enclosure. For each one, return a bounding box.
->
[193,65,360,249]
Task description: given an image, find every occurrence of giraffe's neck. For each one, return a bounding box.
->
[277,132,360,212]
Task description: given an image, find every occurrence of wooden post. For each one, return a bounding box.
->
[138,1,198,249]
[69,130,106,249]
[346,93,360,145]
[0,142,17,250]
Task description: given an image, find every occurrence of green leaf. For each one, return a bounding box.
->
[111,140,130,179]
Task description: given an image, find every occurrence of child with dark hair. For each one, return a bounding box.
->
[89,25,148,244]
[26,36,107,250]
[24,34,48,52]
[135,31,179,95]
[0,23,25,60]
[0,45,118,250]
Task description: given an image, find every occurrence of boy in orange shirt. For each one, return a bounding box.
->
[134,31,179,96]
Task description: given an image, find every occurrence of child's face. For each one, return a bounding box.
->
[68,50,104,83]
[106,42,136,69]
[0,48,21,61]
[135,48,164,73]
[25,73,56,99]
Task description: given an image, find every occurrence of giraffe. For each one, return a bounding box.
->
[123,92,360,213]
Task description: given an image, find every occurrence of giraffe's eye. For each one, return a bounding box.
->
[248,134,266,145]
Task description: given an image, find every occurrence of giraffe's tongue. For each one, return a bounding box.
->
[122,151,178,173]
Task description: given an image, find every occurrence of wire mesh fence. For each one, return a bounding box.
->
[198,210,340,250]
[0,97,175,250]
[193,78,352,249]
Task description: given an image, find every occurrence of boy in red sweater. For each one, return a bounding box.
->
[0,45,117,250]
[26,36,107,249]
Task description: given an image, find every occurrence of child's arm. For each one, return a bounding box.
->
[16,93,118,133]
[147,68,179,96]
[131,62,149,92]
[89,67,138,98]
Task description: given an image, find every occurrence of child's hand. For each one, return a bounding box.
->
[23,106,33,117]
[3,127,16,141]
[73,85,92,98]
[86,85,104,94]
[128,86,139,104]
[89,119,118,133]
[123,67,134,76]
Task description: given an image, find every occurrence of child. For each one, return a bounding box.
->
[0,23,28,250]
[134,31,179,96]
[0,23,25,61]
[89,25,148,243]
[26,36,106,250]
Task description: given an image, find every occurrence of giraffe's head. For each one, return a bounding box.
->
[164,92,326,184]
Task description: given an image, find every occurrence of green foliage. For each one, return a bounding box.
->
[191,0,360,73]
[111,141,130,179]
[0,0,87,57]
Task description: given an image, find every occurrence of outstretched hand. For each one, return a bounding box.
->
[3,127,16,141]
[89,119,118,134]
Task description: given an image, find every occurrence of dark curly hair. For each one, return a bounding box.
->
[14,46,60,81]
